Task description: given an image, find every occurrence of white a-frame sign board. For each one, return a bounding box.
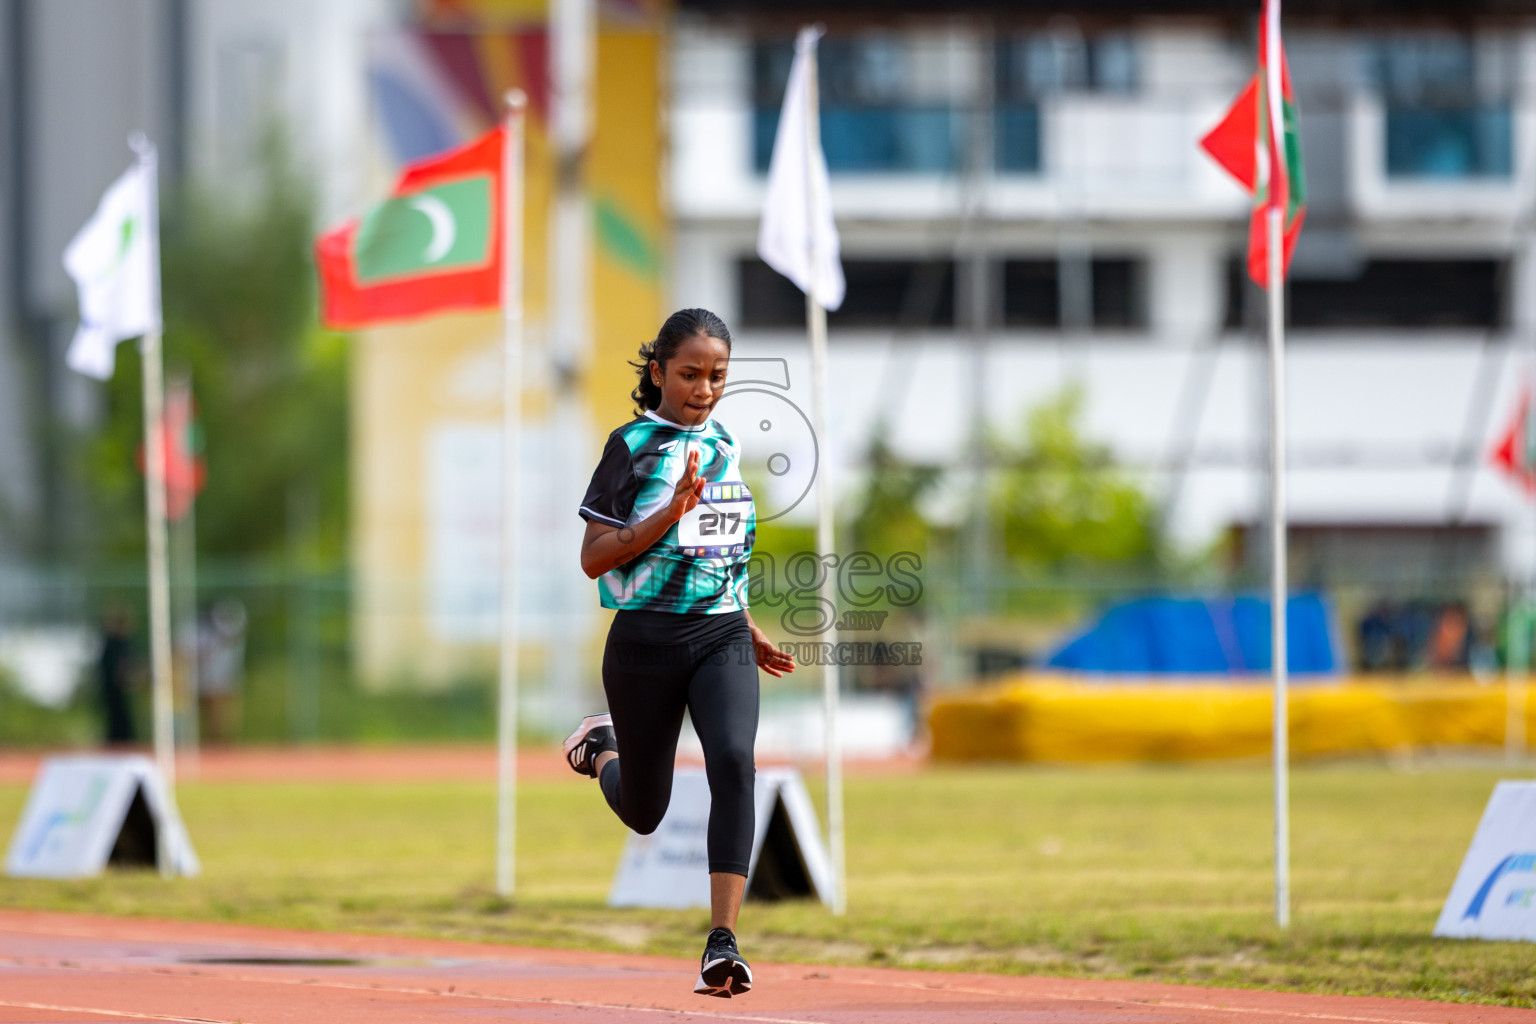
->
[609,767,833,909]
[1435,780,1536,941]
[5,754,199,878]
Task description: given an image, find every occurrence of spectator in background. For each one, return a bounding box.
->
[1399,601,1436,670]
[1358,599,1487,674]
[197,599,247,744]
[1358,601,1394,671]
[97,606,138,746]
[1470,613,1499,679]
[1429,601,1472,673]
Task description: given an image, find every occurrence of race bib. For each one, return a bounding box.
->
[677,482,751,557]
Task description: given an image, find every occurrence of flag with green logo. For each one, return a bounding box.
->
[317,127,503,328]
[63,158,160,379]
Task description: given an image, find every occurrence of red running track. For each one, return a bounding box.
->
[0,911,1528,1024]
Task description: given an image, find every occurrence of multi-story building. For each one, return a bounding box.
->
[669,0,1536,633]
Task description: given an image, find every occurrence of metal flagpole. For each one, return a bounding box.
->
[809,291,844,916]
[1267,204,1290,929]
[1262,0,1291,931]
[1508,593,1529,764]
[801,35,846,916]
[497,91,528,897]
[131,133,177,874]
[169,374,200,780]
[548,0,594,735]
[1510,340,1536,765]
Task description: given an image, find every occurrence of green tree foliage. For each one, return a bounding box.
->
[989,386,1161,572]
[85,152,347,566]
[849,429,940,558]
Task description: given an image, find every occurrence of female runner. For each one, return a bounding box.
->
[562,307,796,998]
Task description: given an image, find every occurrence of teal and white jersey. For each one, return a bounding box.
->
[578,410,755,613]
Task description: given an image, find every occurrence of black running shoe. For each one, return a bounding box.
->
[694,927,751,998]
[562,714,616,778]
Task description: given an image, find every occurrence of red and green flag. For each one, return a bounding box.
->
[1493,387,1536,497]
[317,127,503,328]
[1199,0,1306,288]
[137,379,206,522]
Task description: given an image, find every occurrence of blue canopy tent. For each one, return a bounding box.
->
[1044,594,1338,676]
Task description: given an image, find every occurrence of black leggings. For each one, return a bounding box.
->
[599,609,759,877]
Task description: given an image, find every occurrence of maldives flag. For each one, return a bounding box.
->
[317,127,503,328]
[1199,0,1306,288]
[1493,387,1536,497]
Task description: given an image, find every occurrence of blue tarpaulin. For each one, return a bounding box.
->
[1044,594,1339,675]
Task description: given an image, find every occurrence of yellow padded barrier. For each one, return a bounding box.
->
[929,676,1527,763]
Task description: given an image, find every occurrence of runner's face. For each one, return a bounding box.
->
[652,334,729,427]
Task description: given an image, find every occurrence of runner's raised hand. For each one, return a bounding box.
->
[669,447,704,522]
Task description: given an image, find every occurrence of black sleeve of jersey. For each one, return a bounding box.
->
[578,432,639,527]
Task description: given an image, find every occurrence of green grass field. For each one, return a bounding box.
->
[1,761,1532,1006]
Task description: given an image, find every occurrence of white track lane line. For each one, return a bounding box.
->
[0,999,233,1024]
[2,963,818,1024]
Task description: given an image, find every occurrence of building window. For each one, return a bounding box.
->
[1223,260,1256,329]
[1385,107,1511,179]
[994,31,1139,174]
[1292,260,1505,329]
[1002,260,1058,327]
[1227,258,1507,329]
[994,105,1042,174]
[1090,258,1146,329]
[753,36,963,175]
[1002,257,1147,329]
[994,39,1043,174]
[1368,35,1514,179]
[739,258,956,328]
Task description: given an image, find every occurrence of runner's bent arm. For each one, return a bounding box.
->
[580,448,703,579]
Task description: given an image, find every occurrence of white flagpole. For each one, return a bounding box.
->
[800,35,846,917]
[1509,596,1530,764]
[1267,204,1289,929]
[169,374,201,780]
[1262,0,1291,931]
[497,91,528,898]
[132,138,173,780]
[130,133,177,874]
[1510,360,1536,764]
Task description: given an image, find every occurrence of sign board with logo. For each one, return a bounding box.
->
[4,755,199,879]
[608,767,833,909]
[1434,780,1536,941]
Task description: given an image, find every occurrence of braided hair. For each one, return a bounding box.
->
[630,308,733,414]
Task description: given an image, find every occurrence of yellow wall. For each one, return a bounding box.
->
[930,676,1528,763]
[353,310,502,685]
[352,18,664,687]
[587,27,666,428]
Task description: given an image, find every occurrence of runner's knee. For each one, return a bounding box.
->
[705,740,754,795]
[622,791,670,835]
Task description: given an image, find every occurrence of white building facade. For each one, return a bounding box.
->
[668,4,1536,600]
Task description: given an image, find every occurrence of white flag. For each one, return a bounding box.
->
[63,152,160,380]
[757,26,844,312]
